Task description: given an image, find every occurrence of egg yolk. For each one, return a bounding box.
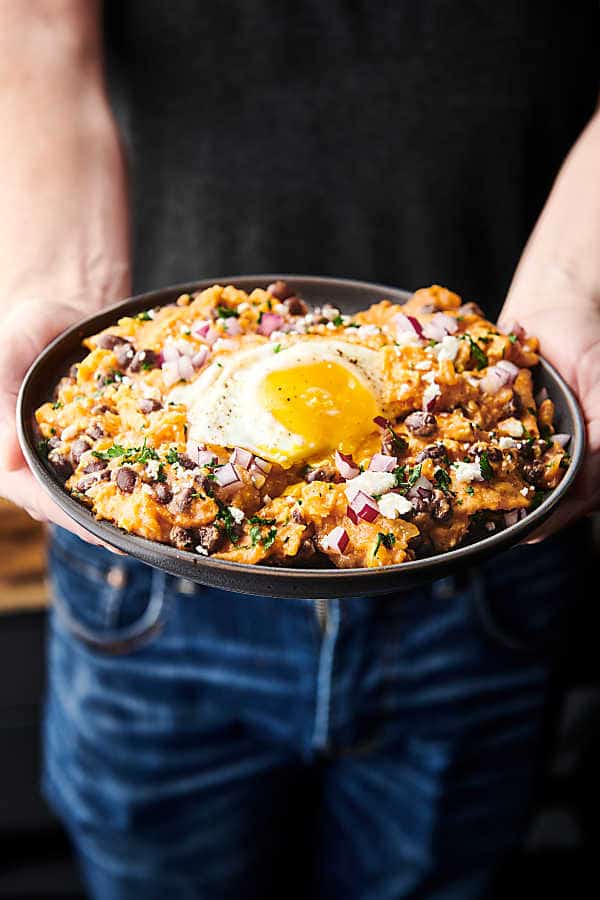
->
[259,361,378,464]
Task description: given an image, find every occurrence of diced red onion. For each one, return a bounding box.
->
[423,312,458,341]
[335,450,360,479]
[177,354,195,381]
[204,327,219,346]
[161,360,181,387]
[368,453,398,473]
[224,317,242,336]
[192,347,209,369]
[257,313,284,336]
[230,447,254,469]
[393,313,424,338]
[373,416,389,429]
[176,339,195,357]
[349,490,379,522]
[553,433,571,448]
[185,439,204,463]
[504,510,520,527]
[422,382,441,411]
[326,526,350,554]
[346,504,359,524]
[407,475,433,498]
[535,387,548,406]
[503,320,525,341]
[162,343,180,363]
[197,449,216,466]
[191,319,211,339]
[214,463,241,487]
[252,456,272,474]
[495,359,519,380]
[479,363,516,395]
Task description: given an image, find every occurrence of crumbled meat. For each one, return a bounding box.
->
[138,397,162,414]
[116,466,137,493]
[70,437,92,466]
[404,412,437,436]
[416,443,448,464]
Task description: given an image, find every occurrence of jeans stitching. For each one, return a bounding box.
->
[311,600,341,752]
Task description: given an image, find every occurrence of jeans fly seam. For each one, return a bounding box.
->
[311,600,340,752]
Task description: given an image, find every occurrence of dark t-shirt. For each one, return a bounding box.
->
[104,1,599,317]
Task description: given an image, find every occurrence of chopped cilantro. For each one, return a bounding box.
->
[140,360,154,371]
[427,339,437,347]
[273,344,282,354]
[332,314,344,327]
[346,322,360,328]
[465,335,488,370]
[93,437,159,464]
[407,463,422,487]
[508,333,518,343]
[216,305,239,319]
[393,465,407,487]
[156,463,167,483]
[216,502,239,544]
[52,401,63,410]
[434,467,452,493]
[37,438,50,459]
[479,451,494,481]
[249,525,261,546]
[466,485,475,496]
[374,531,396,557]
[248,515,276,526]
[386,426,408,455]
[135,310,152,321]
[262,527,278,550]
[165,446,179,464]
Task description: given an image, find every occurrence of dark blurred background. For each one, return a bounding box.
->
[1,500,599,898]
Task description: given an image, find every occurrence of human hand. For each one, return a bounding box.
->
[499,291,600,540]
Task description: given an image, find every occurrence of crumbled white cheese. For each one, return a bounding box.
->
[377,493,413,519]
[498,436,519,449]
[432,335,460,362]
[344,470,397,500]
[414,360,432,371]
[273,302,286,315]
[141,483,154,496]
[520,486,530,496]
[146,459,161,480]
[453,461,484,484]
[357,324,380,339]
[195,545,209,556]
[60,423,79,441]
[142,383,162,400]
[422,382,441,410]
[395,331,421,347]
[228,506,245,524]
[326,321,337,330]
[269,331,285,341]
[237,302,251,312]
[498,418,524,438]
[213,338,236,352]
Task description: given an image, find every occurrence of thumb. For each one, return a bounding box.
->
[0,299,83,470]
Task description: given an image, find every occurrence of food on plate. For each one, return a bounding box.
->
[35,282,571,568]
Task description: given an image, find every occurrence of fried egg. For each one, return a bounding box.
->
[169,339,385,466]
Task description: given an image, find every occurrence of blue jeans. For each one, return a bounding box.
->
[43,526,578,900]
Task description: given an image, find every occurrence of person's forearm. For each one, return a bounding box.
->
[0,0,130,314]
[503,110,600,317]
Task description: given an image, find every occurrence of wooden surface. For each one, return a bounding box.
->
[0,499,48,613]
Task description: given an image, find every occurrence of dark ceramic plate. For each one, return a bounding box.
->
[18,275,585,599]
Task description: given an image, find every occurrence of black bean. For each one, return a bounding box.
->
[68,364,79,379]
[113,343,135,368]
[169,525,193,550]
[467,442,502,464]
[129,349,159,373]
[70,437,92,466]
[48,451,73,480]
[306,466,342,484]
[171,486,195,513]
[138,397,162,414]
[82,458,108,474]
[404,412,437,436]
[86,422,104,440]
[116,466,137,493]
[430,489,453,523]
[95,333,128,350]
[48,436,62,450]
[521,461,545,487]
[76,470,110,492]
[266,280,293,300]
[153,482,173,504]
[176,453,196,470]
[284,296,308,316]
[194,524,222,554]
[416,443,448,464]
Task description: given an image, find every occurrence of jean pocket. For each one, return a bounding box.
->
[48,527,168,654]
[470,527,585,657]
